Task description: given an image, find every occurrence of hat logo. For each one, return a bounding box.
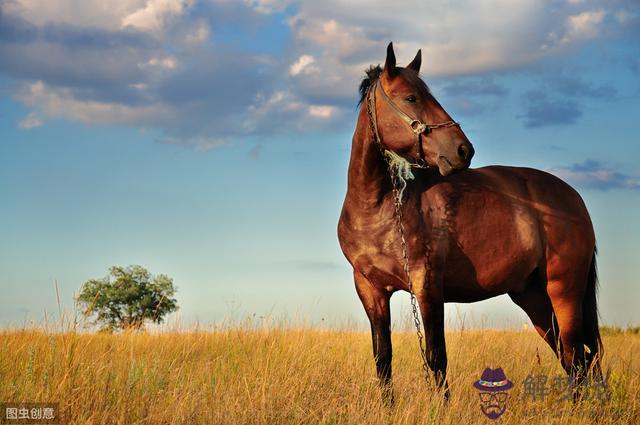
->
[473,367,513,419]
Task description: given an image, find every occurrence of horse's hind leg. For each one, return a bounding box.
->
[509,279,560,357]
[547,274,588,395]
[353,271,394,405]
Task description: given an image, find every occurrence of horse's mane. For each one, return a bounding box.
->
[358,65,383,106]
[358,64,430,107]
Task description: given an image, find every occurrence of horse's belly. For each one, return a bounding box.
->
[442,192,542,301]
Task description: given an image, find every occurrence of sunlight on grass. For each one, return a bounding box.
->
[0,325,638,424]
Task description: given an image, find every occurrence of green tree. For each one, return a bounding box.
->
[77,265,178,331]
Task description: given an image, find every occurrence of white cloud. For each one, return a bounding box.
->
[5,0,196,37]
[244,90,344,133]
[145,56,178,69]
[246,0,293,14]
[252,91,305,112]
[185,21,211,44]
[17,81,172,126]
[307,105,335,119]
[549,160,640,191]
[563,10,606,43]
[4,0,145,29]
[121,0,193,33]
[276,0,631,110]
[291,18,370,59]
[1,0,633,149]
[18,112,43,129]
[289,55,316,76]
[289,1,624,88]
[245,90,302,130]
[281,1,557,101]
[160,135,225,152]
[288,1,546,76]
[129,83,148,90]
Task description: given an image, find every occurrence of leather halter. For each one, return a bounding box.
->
[367,79,459,168]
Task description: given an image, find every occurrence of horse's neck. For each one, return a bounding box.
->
[343,108,433,258]
[345,109,390,208]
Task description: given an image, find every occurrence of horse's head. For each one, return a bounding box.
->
[363,43,474,176]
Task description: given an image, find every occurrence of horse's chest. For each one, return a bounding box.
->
[338,214,419,290]
[341,224,396,266]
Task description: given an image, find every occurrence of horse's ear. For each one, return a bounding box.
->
[384,42,397,77]
[407,49,421,73]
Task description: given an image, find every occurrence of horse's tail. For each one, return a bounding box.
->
[582,246,603,375]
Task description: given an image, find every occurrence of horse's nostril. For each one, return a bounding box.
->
[458,144,469,160]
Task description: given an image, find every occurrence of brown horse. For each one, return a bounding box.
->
[338,43,602,402]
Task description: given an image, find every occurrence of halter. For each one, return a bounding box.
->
[366,79,459,168]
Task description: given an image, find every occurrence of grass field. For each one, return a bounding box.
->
[0,325,638,424]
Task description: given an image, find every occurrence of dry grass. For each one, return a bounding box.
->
[0,325,638,424]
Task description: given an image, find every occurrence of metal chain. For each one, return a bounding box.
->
[366,82,432,383]
[388,173,432,384]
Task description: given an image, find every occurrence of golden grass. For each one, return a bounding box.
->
[0,326,638,424]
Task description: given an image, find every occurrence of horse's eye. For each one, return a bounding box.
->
[405,95,417,103]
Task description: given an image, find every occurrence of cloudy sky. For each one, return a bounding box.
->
[1,0,639,328]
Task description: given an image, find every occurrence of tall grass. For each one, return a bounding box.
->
[0,324,638,424]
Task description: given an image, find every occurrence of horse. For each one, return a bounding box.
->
[338,43,602,403]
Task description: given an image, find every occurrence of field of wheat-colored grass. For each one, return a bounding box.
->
[0,325,638,424]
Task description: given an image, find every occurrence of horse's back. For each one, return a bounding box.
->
[478,165,590,215]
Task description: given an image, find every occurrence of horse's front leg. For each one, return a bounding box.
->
[354,270,394,405]
[417,285,449,400]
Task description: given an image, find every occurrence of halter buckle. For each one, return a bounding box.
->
[409,120,428,135]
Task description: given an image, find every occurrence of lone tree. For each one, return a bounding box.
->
[77,265,178,331]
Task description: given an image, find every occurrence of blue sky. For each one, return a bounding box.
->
[1,0,639,329]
